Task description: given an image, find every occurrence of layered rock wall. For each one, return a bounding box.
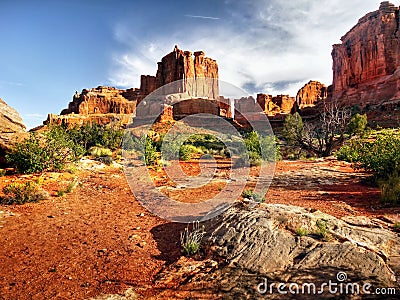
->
[332,1,400,107]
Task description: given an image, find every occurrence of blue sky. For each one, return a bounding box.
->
[0,0,387,129]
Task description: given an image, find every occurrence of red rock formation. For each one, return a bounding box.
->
[296,81,328,109]
[49,46,222,127]
[153,46,219,100]
[271,95,295,114]
[61,86,138,116]
[331,1,400,108]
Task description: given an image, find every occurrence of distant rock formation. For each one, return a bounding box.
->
[331,1,400,108]
[0,98,26,165]
[61,86,138,116]
[47,46,221,127]
[296,80,328,109]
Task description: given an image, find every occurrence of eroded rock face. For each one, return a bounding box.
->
[332,1,400,108]
[296,80,328,109]
[0,98,26,165]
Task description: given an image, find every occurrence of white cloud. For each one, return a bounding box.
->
[109,0,384,96]
[184,15,220,20]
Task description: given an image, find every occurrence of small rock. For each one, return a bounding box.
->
[139,213,145,217]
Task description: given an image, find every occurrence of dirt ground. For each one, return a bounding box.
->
[0,158,399,299]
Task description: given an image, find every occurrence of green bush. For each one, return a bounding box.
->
[295,227,308,237]
[335,140,361,163]
[347,113,368,137]
[145,137,159,166]
[0,169,6,177]
[6,126,84,174]
[67,123,124,150]
[315,219,331,241]
[353,133,400,180]
[243,131,280,165]
[2,181,49,204]
[89,146,113,158]
[379,173,400,204]
[241,189,265,202]
[283,112,304,146]
[179,144,197,161]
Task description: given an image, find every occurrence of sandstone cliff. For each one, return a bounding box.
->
[296,80,328,109]
[332,1,400,108]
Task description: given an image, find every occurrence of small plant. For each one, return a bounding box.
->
[89,146,112,158]
[65,177,79,193]
[393,222,400,229]
[2,181,49,204]
[56,177,79,197]
[180,221,205,256]
[315,219,331,241]
[56,190,66,197]
[0,169,6,177]
[295,227,308,236]
[97,156,114,165]
[379,172,400,205]
[241,189,265,203]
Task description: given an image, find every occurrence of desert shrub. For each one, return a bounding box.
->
[6,126,84,174]
[97,156,114,165]
[180,221,205,256]
[2,181,48,204]
[179,144,200,161]
[243,131,280,165]
[283,107,366,157]
[353,133,400,180]
[241,189,265,202]
[67,123,124,150]
[57,177,79,197]
[347,113,368,137]
[144,137,159,166]
[295,227,308,236]
[394,222,400,229]
[0,169,6,177]
[242,189,254,199]
[379,172,400,204]
[335,139,362,163]
[283,112,304,147]
[89,146,113,158]
[315,219,331,241]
